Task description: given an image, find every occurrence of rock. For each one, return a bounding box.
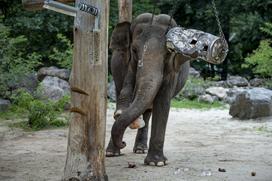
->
[108,81,116,102]
[229,88,272,119]
[189,67,200,78]
[226,76,249,87]
[38,76,70,101]
[213,81,228,88]
[225,87,247,104]
[37,66,70,81]
[0,98,11,112]
[206,87,229,100]
[249,78,265,87]
[8,73,39,94]
[198,94,217,104]
[182,84,205,100]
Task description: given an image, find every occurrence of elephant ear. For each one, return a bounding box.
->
[110,22,131,49]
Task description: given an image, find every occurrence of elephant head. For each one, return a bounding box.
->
[110,13,192,149]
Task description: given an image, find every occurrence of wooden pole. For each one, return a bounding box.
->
[63,0,108,180]
[118,0,132,22]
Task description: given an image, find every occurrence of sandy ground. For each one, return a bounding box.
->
[0,107,272,181]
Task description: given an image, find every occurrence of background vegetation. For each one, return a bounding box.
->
[0,2,271,99]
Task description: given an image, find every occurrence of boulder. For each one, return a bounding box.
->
[198,94,217,104]
[206,87,229,100]
[224,87,247,104]
[108,81,116,102]
[0,98,11,112]
[38,76,70,101]
[213,80,228,88]
[249,78,265,87]
[37,66,70,81]
[226,76,249,87]
[229,88,272,119]
[189,67,200,78]
[8,73,39,94]
[182,84,205,100]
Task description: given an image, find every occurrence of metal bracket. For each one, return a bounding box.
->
[43,0,100,31]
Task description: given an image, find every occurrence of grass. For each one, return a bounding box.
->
[171,99,225,109]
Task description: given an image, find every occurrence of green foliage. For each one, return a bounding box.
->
[171,99,224,109]
[4,90,69,130]
[28,99,57,130]
[49,34,73,69]
[261,22,272,36]
[243,40,272,77]
[243,22,272,77]
[0,23,41,97]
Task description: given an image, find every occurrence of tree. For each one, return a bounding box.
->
[243,22,272,77]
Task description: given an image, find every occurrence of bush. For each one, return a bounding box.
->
[8,90,69,130]
[243,22,272,77]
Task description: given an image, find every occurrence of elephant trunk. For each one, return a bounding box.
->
[111,71,163,149]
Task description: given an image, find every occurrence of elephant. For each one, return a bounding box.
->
[106,13,196,166]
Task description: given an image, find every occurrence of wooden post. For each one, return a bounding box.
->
[63,0,108,180]
[118,0,132,22]
[22,0,109,180]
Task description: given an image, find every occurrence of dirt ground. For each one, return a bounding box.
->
[0,107,272,181]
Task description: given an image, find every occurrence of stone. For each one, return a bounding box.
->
[37,66,70,81]
[8,73,39,94]
[198,94,216,104]
[0,98,11,112]
[206,87,229,100]
[108,81,116,102]
[226,76,249,87]
[249,78,265,87]
[213,80,228,88]
[229,88,272,119]
[224,87,247,104]
[189,67,200,78]
[38,76,70,101]
[182,84,205,100]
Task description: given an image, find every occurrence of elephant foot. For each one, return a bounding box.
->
[106,147,122,157]
[129,115,145,129]
[106,140,122,157]
[133,142,148,154]
[144,152,167,167]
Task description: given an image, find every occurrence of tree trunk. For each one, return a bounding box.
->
[63,0,108,180]
[118,0,132,23]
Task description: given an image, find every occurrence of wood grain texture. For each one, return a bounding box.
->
[22,0,74,11]
[118,0,132,23]
[63,0,108,180]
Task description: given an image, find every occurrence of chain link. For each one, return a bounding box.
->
[211,0,227,43]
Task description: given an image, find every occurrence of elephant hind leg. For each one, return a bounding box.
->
[133,109,151,154]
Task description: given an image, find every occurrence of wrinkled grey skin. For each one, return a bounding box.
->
[107,13,192,166]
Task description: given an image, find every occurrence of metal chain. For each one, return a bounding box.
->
[211,0,226,42]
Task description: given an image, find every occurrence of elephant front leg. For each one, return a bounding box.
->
[133,110,151,154]
[106,137,122,157]
[144,87,171,166]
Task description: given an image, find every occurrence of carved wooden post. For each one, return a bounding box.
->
[63,0,108,180]
[118,0,132,22]
[22,0,109,180]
